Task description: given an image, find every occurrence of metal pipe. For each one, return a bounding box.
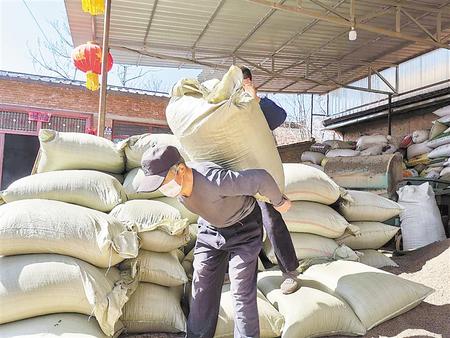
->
[310,94,314,138]
[388,93,392,136]
[97,0,112,138]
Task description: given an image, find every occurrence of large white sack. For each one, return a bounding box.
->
[356,135,388,150]
[0,313,111,338]
[155,196,199,224]
[432,105,450,117]
[119,250,188,287]
[140,228,190,252]
[214,284,284,338]
[412,130,430,144]
[427,133,450,148]
[428,143,450,158]
[166,65,285,194]
[398,183,446,251]
[407,141,432,159]
[264,233,359,264]
[1,170,127,212]
[440,166,450,179]
[429,121,448,140]
[283,163,341,205]
[119,133,188,171]
[123,168,163,199]
[303,260,434,330]
[257,270,366,338]
[358,250,399,268]
[336,222,399,250]
[437,114,450,125]
[0,199,138,268]
[121,283,186,333]
[283,201,356,238]
[300,151,325,165]
[326,149,360,157]
[35,129,124,174]
[360,144,383,156]
[0,254,135,336]
[339,190,403,222]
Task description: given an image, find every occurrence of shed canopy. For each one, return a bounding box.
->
[65,0,450,93]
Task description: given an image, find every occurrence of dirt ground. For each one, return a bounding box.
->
[124,239,450,338]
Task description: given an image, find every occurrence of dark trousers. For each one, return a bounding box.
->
[257,201,299,273]
[187,205,263,338]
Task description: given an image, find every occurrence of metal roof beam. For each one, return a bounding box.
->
[368,0,450,15]
[401,8,438,42]
[143,0,159,46]
[191,0,227,51]
[247,0,450,49]
[310,0,349,21]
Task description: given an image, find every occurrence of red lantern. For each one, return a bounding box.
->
[71,41,113,91]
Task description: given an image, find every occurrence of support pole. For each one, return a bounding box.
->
[310,94,314,139]
[97,0,112,138]
[388,94,392,136]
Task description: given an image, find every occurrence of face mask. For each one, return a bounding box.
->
[159,179,182,198]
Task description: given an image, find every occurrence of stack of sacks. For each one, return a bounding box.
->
[321,140,360,163]
[0,130,139,337]
[264,163,361,268]
[257,260,433,338]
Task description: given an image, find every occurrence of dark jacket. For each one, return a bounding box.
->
[259,97,287,131]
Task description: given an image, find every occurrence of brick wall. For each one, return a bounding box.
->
[0,76,169,139]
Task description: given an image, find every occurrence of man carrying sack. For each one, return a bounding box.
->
[138,145,291,338]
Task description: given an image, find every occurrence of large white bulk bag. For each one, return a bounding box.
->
[412,130,430,144]
[119,250,188,287]
[358,250,398,269]
[428,143,450,158]
[257,271,366,338]
[326,149,360,157]
[119,133,188,171]
[283,163,341,205]
[0,254,135,336]
[1,170,127,212]
[407,142,432,159]
[214,284,284,338]
[283,201,356,238]
[35,129,124,174]
[0,313,111,338]
[0,199,138,267]
[300,151,324,165]
[166,65,285,194]
[339,190,403,222]
[336,222,399,250]
[397,183,446,251]
[356,135,389,150]
[121,283,186,333]
[155,196,199,224]
[264,233,358,264]
[432,105,450,117]
[303,261,434,330]
[427,133,450,148]
[123,168,163,199]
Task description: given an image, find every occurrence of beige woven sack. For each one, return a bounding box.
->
[336,221,399,250]
[155,196,199,224]
[0,199,138,268]
[123,168,163,199]
[358,250,399,268]
[140,228,190,252]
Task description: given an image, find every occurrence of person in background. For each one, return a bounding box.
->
[138,145,292,338]
[240,66,301,294]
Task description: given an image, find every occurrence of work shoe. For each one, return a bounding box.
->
[280,272,300,295]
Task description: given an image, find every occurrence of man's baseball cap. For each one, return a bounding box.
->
[138,145,183,193]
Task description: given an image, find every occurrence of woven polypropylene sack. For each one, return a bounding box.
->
[0,313,112,338]
[154,197,199,224]
[283,163,341,205]
[0,254,135,336]
[0,199,138,267]
[35,129,125,174]
[326,149,360,158]
[300,151,325,165]
[336,222,399,250]
[303,260,433,330]
[428,143,450,158]
[283,201,354,238]
[356,135,389,150]
[427,133,450,148]
[339,190,403,222]
[166,66,285,194]
[119,250,188,287]
[257,270,366,338]
[214,284,284,338]
[360,144,383,156]
[140,228,190,252]
[323,140,355,150]
[121,283,186,333]
[429,121,448,139]
[123,168,163,200]
[412,130,430,144]
[432,105,450,117]
[407,142,432,159]
[119,133,189,171]
[358,250,398,269]
[1,170,127,212]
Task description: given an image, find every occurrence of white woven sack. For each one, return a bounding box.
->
[300,151,325,165]
[432,105,450,117]
[35,129,125,174]
[412,130,430,144]
[356,135,388,150]
[0,313,111,338]
[339,190,403,222]
[427,134,450,148]
[214,284,284,338]
[303,260,434,330]
[0,199,138,268]
[428,143,450,158]
[358,250,399,268]
[123,168,163,199]
[407,142,432,159]
[155,196,199,224]
[0,254,135,336]
[121,283,186,333]
[323,140,354,150]
[360,144,383,156]
[336,222,399,250]
[283,163,341,205]
[166,65,285,194]
[429,121,448,140]
[283,201,356,238]
[437,114,450,125]
[1,170,127,212]
[257,270,366,338]
[326,149,360,157]
[440,166,450,178]
[398,183,446,251]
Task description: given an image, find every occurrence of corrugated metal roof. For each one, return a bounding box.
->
[0,70,170,97]
[65,0,450,93]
